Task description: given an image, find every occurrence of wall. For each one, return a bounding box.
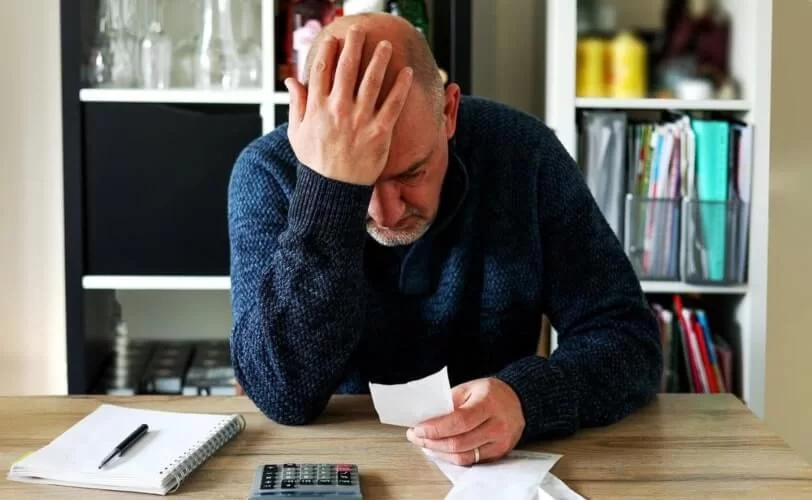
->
[471,0,546,117]
[765,0,812,464]
[0,0,67,394]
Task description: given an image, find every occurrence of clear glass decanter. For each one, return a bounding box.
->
[195,0,241,89]
[140,0,173,89]
[171,0,201,87]
[238,0,262,88]
[87,0,138,87]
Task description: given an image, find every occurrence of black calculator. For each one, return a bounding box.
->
[248,463,362,499]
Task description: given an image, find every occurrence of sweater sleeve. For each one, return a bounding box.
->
[494,126,662,444]
[227,143,372,425]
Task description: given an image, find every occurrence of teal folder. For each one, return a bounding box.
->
[692,119,729,281]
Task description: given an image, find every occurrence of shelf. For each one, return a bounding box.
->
[82,276,231,290]
[640,281,748,295]
[79,88,264,104]
[80,276,745,294]
[575,98,750,111]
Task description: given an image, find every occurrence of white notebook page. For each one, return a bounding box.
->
[9,404,237,493]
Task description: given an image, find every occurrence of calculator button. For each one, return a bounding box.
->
[336,464,353,471]
[261,481,276,489]
[283,463,298,468]
[281,480,296,489]
[318,479,333,485]
[299,478,314,485]
[338,478,352,486]
[264,465,279,472]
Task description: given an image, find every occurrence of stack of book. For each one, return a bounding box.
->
[653,295,733,394]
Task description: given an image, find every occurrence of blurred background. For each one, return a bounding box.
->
[1,0,810,463]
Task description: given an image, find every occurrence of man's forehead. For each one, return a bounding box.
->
[391,96,436,145]
[380,112,438,179]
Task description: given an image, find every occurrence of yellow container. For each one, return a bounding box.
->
[607,31,647,98]
[576,36,607,97]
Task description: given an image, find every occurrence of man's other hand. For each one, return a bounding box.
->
[406,377,525,465]
[284,25,414,186]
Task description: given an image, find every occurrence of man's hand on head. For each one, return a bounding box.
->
[284,25,414,186]
[406,377,526,466]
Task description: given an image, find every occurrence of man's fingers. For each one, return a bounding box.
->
[285,78,306,133]
[332,25,365,101]
[407,417,491,454]
[411,398,488,440]
[427,441,503,467]
[356,40,392,113]
[307,35,338,108]
[375,66,413,128]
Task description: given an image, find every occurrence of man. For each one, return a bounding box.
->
[227,13,662,466]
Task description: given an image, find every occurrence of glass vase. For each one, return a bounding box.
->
[195,0,241,90]
[238,0,262,88]
[140,0,173,89]
[87,0,138,88]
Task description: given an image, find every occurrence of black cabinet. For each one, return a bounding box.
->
[82,102,261,275]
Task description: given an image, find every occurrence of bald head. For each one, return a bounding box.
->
[302,13,445,118]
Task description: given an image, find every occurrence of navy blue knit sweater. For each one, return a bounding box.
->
[227,95,662,444]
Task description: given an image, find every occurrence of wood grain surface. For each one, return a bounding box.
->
[1,394,811,499]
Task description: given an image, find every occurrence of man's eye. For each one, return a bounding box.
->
[400,171,424,183]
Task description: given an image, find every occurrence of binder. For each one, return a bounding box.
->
[582,111,627,239]
[691,119,730,281]
[733,123,753,282]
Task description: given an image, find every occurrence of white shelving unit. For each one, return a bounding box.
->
[79,88,265,104]
[640,282,748,295]
[83,276,231,291]
[545,0,773,418]
[575,97,750,111]
[81,277,748,294]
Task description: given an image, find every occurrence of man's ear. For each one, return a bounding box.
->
[442,83,461,141]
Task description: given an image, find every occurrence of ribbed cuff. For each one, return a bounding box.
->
[288,164,373,242]
[495,355,579,444]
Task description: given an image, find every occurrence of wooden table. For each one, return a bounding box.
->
[2,394,812,499]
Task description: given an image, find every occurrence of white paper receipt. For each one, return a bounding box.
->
[426,449,584,500]
[368,366,454,427]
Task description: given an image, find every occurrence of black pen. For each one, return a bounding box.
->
[98,423,149,469]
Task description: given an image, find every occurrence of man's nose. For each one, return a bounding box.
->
[368,183,406,228]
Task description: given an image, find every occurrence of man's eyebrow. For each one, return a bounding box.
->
[388,152,433,181]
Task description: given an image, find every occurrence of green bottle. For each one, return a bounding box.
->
[387,0,429,37]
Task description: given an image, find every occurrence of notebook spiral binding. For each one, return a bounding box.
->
[160,413,246,493]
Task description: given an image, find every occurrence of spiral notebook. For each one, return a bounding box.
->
[6,403,245,495]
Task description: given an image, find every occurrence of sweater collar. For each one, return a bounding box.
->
[397,143,470,295]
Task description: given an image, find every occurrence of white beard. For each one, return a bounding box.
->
[366,220,432,246]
